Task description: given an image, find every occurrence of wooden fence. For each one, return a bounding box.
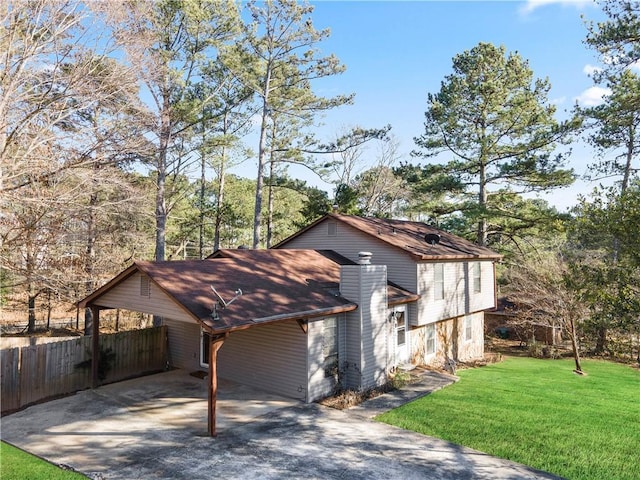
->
[1,326,168,415]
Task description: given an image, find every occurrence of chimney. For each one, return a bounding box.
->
[358,251,372,265]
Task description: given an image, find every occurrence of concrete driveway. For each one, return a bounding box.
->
[1,369,561,480]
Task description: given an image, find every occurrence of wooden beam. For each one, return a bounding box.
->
[208,332,228,437]
[91,306,100,388]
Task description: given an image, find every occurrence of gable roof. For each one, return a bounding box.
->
[274,213,502,261]
[81,249,358,334]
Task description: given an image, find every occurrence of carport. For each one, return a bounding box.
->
[78,249,358,436]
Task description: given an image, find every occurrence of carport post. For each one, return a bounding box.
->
[91,306,100,388]
[208,332,228,437]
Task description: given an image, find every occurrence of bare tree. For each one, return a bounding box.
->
[504,253,587,374]
[0,1,149,330]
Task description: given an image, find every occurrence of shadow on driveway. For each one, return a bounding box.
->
[1,369,562,480]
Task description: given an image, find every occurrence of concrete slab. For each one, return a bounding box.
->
[1,369,562,480]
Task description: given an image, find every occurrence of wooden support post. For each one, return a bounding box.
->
[208,333,228,437]
[91,306,100,388]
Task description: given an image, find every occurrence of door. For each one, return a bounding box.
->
[393,306,409,365]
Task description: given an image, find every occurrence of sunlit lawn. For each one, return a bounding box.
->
[377,357,640,480]
[0,441,87,480]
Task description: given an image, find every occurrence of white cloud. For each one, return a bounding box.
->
[574,86,611,106]
[551,96,567,105]
[519,0,594,15]
[583,64,602,76]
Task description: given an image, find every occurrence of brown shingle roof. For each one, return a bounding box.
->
[275,214,502,261]
[80,248,420,334]
[135,250,357,333]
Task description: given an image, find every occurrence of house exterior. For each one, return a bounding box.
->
[274,214,502,368]
[79,248,418,402]
[79,214,500,435]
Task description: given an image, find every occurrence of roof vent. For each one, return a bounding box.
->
[358,251,373,265]
[424,233,441,245]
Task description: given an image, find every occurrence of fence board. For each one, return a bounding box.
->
[1,326,167,415]
[0,348,21,412]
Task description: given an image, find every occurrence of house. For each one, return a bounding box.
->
[274,214,502,368]
[79,214,500,436]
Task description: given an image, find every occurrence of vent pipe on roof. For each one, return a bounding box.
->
[358,251,372,265]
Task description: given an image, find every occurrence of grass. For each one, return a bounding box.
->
[377,358,640,480]
[0,441,87,480]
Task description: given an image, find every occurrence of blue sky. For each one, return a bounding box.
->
[235,0,611,212]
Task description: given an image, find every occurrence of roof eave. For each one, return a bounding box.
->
[201,302,359,334]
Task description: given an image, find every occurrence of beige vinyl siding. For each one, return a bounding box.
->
[340,265,388,390]
[307,316,340,402]
[217,320,308,401]
[281,220,418,293]
[94,272,194,323]
[413,261,496,326]
[163,318,201,371]
[467,261,496,312]
[340,268,364,390]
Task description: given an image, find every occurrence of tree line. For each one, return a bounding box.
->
[1,0,638,366]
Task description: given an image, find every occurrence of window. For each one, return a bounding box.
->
[434,263,444,300]
[473,262,482,293]
[201,330,211,367]
[425,324,436,355]
[395,311,406,347]
[323,317,338,377]
[327,221,337,236]
[464,316,472,341]
[139,274,150,297]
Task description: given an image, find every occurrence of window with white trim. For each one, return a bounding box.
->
[426,324,436,355]
[394,310,406,347]
[464,316,472,341]
[323,317,338,377]
[434,263,444,300]
[327,221,337,236]
[473,262,482,293]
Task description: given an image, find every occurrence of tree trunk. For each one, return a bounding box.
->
[27,287,37,333]
[477,155,488,246]
[26,250,36,333]
[84,187,97,336]
[253,68,272,249]
[595,325,607,355]
[199,148,206,259]
[156,89,171,262]
[266,143,276,249]
[569,317,583,373]
[213,114,229,252]
[622,125,634,193]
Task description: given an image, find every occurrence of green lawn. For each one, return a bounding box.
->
[0,442,87,480]
[377,358,640,480]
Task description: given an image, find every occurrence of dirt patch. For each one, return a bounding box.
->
[319,370,424,409]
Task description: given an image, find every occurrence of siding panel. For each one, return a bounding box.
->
[218,321,307,401]
[307,316,340,402]
[163,318,201,371]
[414,260,496,326]
[340,265,388,390]
[95,272,193,322]
[281,221,418,292]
